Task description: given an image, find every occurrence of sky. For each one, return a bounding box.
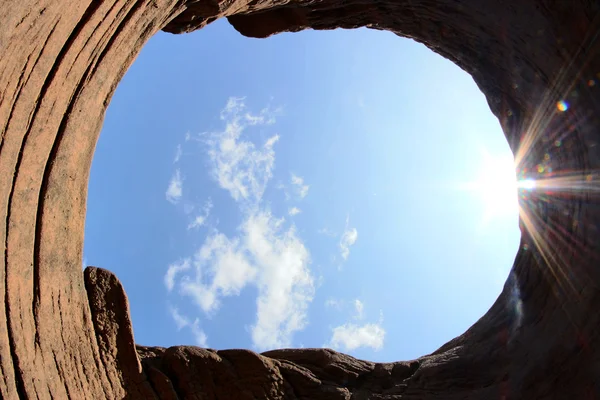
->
[84,19,521,363]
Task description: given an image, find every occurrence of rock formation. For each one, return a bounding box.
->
[0,0,599,398]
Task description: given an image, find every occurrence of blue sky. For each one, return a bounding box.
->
[84,20,520,363]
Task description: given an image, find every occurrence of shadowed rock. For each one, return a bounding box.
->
[0,0,599,398]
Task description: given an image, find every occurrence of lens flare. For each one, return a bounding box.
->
[493,16,600,337]
[518,179,536,189]
[507,271,523,341]
[556,100,569,112]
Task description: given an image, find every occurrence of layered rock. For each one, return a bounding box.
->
[0,0,599,398]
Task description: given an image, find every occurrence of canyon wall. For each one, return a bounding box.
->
[0,0,599,398]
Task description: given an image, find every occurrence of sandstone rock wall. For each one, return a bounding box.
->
[0,0,599,398]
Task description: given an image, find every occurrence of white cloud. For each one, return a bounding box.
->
[188,199,213,230]
[166,169,183,204]
[276,182,291,201]
[168,98,314,351]
[169,306,190,330]
[326,304,384,351]
[164,259,191,292]
[177,211,313,350]
[190,319,209,347]
[180,279,219,314]
[245,211,314,351]
[174,144,182,163]
[288,207,301,216]
[169,307,209,347]
[325,298,364,319]
[353,299,364,320]
[205,97,280,205]
[290,174,309,199]
[188,215,207,230]
[180,232,257,314]
[325,298,343,310]
[340,216,358,261]
[264,134,279,147]
[220,97,279,125]
[327,322,385,352]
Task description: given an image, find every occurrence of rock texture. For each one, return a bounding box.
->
[0,0,599,398]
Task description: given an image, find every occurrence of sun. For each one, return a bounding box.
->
[465,152,521,222]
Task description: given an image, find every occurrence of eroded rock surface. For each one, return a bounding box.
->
[0,0,599,398]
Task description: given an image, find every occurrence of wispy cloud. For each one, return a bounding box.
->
[326,306,384,352]
[168,306,209,347]
[324,297,364,319]
[188,199,213,230]
[166,97,314,351]
[166,169,183,204]
[318,227,337,237]
[340,216,358,261]
[164,259,191,292]
[206,97,280,205]
[189,319,209,347]
[290,173,310,199]
[353,299,364,320]
[327,322,385,351]
[188,216,207,230]
[174,144,182,163]
[325,297,344,310]
[169,306,190,330]
[288,207,301,216]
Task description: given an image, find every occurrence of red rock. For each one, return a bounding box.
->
[0,0,599,398]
